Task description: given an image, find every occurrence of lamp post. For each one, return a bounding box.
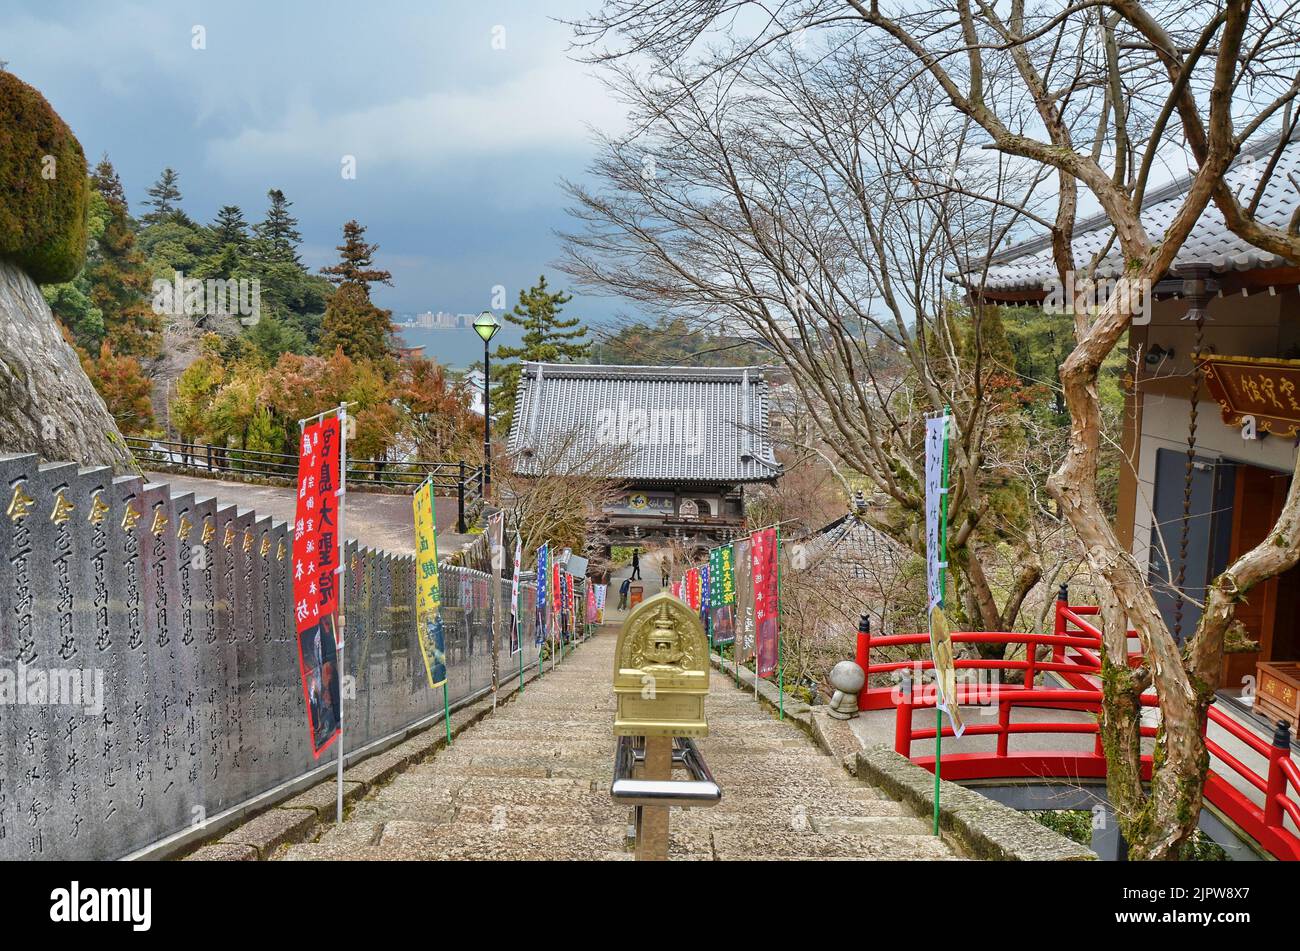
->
[473,311,500,500]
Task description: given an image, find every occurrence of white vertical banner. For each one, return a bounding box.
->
[925,412,964,738]
[924,414,948,615]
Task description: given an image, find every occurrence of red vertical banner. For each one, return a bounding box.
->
[751,527,779,679]
[293,416,342,758]
[551,558,562,641]
[685,567,702,612]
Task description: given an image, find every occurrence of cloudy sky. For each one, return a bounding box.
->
[6,0,631,320]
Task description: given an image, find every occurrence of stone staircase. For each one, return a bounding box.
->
[276,629,958,860]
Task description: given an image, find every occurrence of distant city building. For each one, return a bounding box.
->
[393,310,475,330]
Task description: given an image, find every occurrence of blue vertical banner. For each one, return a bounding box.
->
[699,564,711,637]
[535,542,548,645]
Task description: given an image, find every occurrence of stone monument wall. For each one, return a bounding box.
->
[0,453,544,860]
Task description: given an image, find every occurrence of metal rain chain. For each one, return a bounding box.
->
[1174,268,1212,641]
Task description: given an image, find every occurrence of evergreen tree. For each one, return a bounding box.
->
[142,167,183,224]
[317,219,396,368]
[211,205,249,250]
[45,157,158,356]
[252,188,302,265]
[491,275,590,432]
[319,282,396,368]
[91,154,126,207]
[319,219,392,290]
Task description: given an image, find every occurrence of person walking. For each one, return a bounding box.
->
[618,576,631,610]
[630,549,642,580]
[660,556,671,590]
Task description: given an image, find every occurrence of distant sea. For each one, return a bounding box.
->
[394,324,526,371]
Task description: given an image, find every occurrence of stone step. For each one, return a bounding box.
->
[257,629,959,862]
[710,830,954,860]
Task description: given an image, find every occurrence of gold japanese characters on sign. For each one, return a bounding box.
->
[6,482,36,522]
[613,593,710,738]
[50,489,75,525]
[1200,354,1300,437]
[88,492,110,526]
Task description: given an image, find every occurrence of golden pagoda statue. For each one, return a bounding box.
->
[613,592,709,738]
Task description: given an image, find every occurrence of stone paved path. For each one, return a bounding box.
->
[278,628,958,860]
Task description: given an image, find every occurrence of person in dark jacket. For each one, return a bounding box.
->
[619,576,632,609]
[630,549,641,580]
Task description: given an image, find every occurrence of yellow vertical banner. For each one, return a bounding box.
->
[413,481,446,687]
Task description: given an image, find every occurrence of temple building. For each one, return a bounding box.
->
[506,362,781,550]
[967,138,1300,721]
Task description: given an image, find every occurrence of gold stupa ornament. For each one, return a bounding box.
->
[613,592,709,738]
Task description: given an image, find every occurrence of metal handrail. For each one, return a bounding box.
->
[610,735,722,808]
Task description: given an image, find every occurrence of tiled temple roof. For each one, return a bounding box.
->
[506,363,781,483]
[961,137,1300,295]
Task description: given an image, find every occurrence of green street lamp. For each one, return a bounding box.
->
[473,311,500,500]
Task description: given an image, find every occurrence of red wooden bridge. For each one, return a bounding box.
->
[854,594,1300,860]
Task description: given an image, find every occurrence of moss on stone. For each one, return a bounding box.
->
[0,71,89,284]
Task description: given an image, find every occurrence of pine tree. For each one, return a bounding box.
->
[252,188,302,265]
[91,154,126,207]
[211,205,249,250]
[319,219,392,290]
[491,275,590,432]
[316,219,396,368]
[142,167,183,224]
[318,283,396,368]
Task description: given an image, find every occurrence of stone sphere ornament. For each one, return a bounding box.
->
[827,660,866,719]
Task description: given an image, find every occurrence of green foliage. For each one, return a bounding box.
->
[319,282,396,368]
[211,205,249,250]
[141,167,186,226]
[1000,304,1127,515]
[252,188,302,265]
[0,71,89,283]
[46,159,159,356]
[491,274,590,432]
[1028,809,1229,860]
[1027,810,1093,845]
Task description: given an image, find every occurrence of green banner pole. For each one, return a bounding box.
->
[443,681,451,747]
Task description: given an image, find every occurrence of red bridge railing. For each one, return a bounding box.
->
[853,594,1300,861]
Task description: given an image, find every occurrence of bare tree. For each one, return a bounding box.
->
[497,426,632,562]
[570,0,1300,858]
[561,40,1062,639]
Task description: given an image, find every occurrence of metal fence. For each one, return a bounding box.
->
[0,451,547,861]
[125,436,483,530]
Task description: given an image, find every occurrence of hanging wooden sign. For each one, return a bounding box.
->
[1199,354,1300,438]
